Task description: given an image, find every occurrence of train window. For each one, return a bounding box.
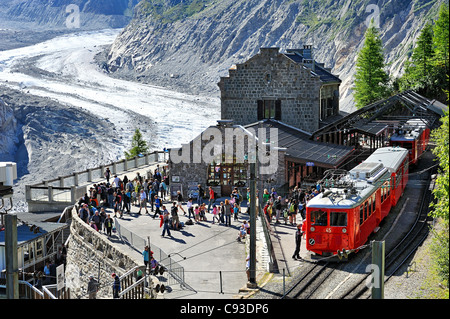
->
[310,210,328,226]
[330,212,347,226]
[364,202,368,220]
[360,206,364,225]
[372,194,376,213]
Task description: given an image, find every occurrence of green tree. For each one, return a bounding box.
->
[400,22,435,95]
[125,128,149,159]
[430,88,449,287]
[432,3,449,98]
[353,25,390,109]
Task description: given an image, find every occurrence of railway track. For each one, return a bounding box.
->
[280,151,436,300]
[281,261,338,299]
[339,159,436,299]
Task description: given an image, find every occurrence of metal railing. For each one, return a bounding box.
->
[25,151,166,204]
[113,218,195,292]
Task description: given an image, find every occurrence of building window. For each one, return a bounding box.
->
[257,100,281,120]
[207,159,248,187]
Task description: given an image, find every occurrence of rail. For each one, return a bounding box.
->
[258,202,276,272]
[25,151,166,205]
[113,218,196,293]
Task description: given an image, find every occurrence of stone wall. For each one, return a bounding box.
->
[65,206,142,299]
[218,47,322,133]
[169,121,287,199]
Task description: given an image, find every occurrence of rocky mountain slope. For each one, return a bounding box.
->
[105,0,446,112]
[0,86,155,213]
[2,0,140,30]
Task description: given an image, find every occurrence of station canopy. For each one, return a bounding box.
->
[244,119,354,168]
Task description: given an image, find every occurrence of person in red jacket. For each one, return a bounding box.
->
[208,186,215,213]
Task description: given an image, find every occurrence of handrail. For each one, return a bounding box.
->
[118,276,147,298]
[18,280,45,299]
[42,285,57,299]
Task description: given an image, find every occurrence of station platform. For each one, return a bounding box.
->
[18,162,308,299]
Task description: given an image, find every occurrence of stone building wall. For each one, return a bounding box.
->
[218,47,322,133]
[65,206,142,299]
[169,121,287,199]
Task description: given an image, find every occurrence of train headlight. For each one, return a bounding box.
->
[342,228,347,233]
[310,227,315,232]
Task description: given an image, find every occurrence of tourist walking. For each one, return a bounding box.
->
[161,208,171,237]
[138,189,148,214]
[152,195,162,218]
[208,186,215,213]
[87,275,99,299]
[112,273,121,298]
[170,203,179,230]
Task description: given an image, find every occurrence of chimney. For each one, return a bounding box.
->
[302,45,315,71]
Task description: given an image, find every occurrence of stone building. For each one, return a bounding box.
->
[218,46,341,133]
[169,46,352,198]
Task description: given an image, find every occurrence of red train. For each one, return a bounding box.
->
[305,147,409,258]
[389,119,430,165]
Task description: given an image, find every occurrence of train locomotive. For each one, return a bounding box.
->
[389,119,430,165]
[305,147,409,258]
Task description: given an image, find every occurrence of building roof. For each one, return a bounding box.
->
[244,119,354,168]
[0,221,67,246]
[283,50,341,84]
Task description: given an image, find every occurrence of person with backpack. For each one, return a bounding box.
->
[152,195,162,218]
[289,199,298,225]
[104,214,114,237]
[112,273,121,298]
[113,191,123,218]
[171,202,179,230]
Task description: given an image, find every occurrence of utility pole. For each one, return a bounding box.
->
[248,161,257,288]
[5,214,19,299]
[371,240,385,299]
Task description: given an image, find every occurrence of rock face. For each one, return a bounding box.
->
[4,0,140,29]
[0,97,18,163]
[0,87,141,213]
[105,0,444,112]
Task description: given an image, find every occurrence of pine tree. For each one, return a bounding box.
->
[400,22,435,95]
[125,128,149,159]
[353,25,390,109]
[432,3,449,97]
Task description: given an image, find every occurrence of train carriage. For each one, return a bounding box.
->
[390,119,430,165]
[305,147,409,257]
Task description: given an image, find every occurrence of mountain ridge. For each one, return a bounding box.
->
[105,0,446,112]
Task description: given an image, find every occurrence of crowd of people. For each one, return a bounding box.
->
[75,164,322,296]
